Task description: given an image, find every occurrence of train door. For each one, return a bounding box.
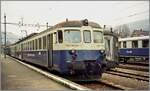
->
[105,36,111,61]
[47,34,53,68]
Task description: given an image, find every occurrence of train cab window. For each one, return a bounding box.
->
[39,38,42,49]
[43,36,47,49]
[58,30,63,43]
[83,30,91,43]
[142,40,149,48]
[132,40,138,48]
[64,29,81,43]
[123,41,126,48]
[93,31,103,43]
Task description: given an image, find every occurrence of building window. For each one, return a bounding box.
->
[132,40,138,48]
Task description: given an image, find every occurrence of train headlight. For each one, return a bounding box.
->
[82,19,88,26]
[69,50,76,55]
[100,50,105,54]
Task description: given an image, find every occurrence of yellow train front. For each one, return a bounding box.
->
[9,19,106,81]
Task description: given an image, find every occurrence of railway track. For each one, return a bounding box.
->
[106,68,149,82]
[120,61,149,66]
[77,80,132,90]
[7,56,149,90]
[118,64,149,72]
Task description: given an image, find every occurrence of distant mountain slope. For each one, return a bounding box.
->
[114,19,149,37]
[1,32,21,44]
[126,19,149,32]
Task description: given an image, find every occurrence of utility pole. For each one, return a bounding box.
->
[0,18,1,58]
[4,13,6,58]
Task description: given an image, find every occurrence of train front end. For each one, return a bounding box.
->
[53,19,106,81]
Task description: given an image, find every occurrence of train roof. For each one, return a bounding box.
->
[10,19,102,46]
[119,36,149,41]
[12,33,38,45]
[40,20,102,34]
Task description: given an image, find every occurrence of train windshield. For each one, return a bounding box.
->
[93,31,103,43]
[64,29,81,43]
[83,30,91,43]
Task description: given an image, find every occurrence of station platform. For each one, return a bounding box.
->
[0,56,69,90]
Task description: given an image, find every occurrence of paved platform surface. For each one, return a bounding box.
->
[0,56,69,90]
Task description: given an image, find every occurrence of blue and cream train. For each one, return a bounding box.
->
[9,19,106,80]
[119,36,149,63]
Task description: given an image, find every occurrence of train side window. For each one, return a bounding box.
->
[35,39,38,50]
[23,43,24,50]
[142,40,149,48]
[123,41,126,48]
[30,41,32,50]
[43,36,47,49]
[39,38,42,49]
[83,30,91,43]
[54,32,57,44]
[30,41,31,50]
[25,43,27,50]
[32,40,34,50]
[132,40,138,48]
[58,30,63,43]
[28,42,29,50]
[24,43,26,50]
[119,42,121,48]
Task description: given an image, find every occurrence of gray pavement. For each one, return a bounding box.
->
[1,56,69,90]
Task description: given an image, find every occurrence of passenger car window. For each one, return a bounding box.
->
[35,39,38,50]
[142,39,149,48]
[43,36,47,49]
[58,30,63,43]
[132,40,138,48]
[123,41,126,48]
[54,32,57,44]
[39,38,42,49]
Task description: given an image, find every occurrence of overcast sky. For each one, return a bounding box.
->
[1,1,149,37]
